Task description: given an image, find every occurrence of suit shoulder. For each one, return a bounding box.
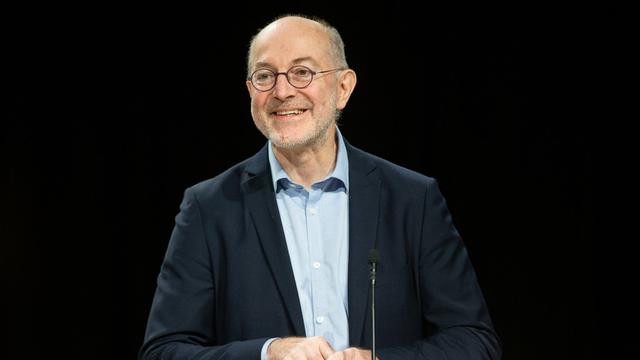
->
[351,145,437,188]
[184,156,254,202]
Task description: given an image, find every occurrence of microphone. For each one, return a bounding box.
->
[368,249,379,360]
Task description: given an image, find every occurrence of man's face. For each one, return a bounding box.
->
[246,18,349,150]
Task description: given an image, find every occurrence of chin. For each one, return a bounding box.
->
[272,129,330,150]
[269,125,311,147]
[270,135,309,150]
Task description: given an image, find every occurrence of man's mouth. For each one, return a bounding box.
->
[271,109,307,116]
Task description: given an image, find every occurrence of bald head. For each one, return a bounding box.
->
[246,15,348,76]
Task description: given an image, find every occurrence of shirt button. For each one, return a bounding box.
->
[312,261,321,269]
[316,316,325,324]
[309,207,317,215]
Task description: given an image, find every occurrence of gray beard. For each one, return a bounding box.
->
[267,116,334,150]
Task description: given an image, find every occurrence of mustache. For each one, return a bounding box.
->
[266,99,312,113]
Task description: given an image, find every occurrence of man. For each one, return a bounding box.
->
[140,15,501,360]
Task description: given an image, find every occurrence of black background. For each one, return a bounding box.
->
[3,3,620,360]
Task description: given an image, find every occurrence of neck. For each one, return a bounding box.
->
[272,127,338,189]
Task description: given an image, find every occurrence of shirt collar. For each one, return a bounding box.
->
[268,127,349,193]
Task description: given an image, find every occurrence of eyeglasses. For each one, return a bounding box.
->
[248,65,345,92]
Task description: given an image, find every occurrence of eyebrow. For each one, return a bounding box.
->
[254,57,321,70]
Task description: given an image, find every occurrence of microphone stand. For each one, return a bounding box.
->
[368,249,379,360]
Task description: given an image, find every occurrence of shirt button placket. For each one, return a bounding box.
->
[309,189,325,335]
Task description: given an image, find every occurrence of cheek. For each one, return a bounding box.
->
[303,90,326,110]
[251,94,269,111]
[317,92,338,111]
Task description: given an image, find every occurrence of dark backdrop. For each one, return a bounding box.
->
[4,4,610,360]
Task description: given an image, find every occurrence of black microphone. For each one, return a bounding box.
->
[368,249,379,360]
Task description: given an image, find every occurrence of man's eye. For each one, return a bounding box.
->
[255,72,273,82]
[292,68,311,77]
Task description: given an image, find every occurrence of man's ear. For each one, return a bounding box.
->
[246,80,255,98]
[336,69,357,110]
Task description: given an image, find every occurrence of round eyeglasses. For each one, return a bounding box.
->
[248,65,345,92]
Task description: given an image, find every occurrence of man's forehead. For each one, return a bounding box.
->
[258,33,323,50]
[254,56,321,70]
[255,18,329,50]
[252,24,330,66]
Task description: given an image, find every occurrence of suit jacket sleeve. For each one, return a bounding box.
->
[377,179,501,360]
[138,187,268,360]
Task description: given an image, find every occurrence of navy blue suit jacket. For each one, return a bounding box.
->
[140,141,501,359]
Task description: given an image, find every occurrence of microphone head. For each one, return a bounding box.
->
[368,249,380,264]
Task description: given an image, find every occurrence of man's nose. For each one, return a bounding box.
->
[272,73,297,100]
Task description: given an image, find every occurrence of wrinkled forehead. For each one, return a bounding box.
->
[250,19,333,70]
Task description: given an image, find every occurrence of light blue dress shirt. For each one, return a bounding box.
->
[260,128,350,359]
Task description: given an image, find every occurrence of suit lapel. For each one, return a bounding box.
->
[241,145,306,336]
[345,143,381,346]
